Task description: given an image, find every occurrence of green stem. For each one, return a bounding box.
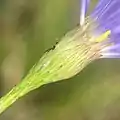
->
[0,79,40,114]
[0,84,25,114]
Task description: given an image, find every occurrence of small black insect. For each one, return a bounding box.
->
[45,41,59,53]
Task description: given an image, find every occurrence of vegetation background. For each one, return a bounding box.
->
[0,0,120,120]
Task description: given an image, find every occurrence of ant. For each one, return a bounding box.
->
[45,41,59,53]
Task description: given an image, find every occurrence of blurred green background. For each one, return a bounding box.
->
[0,0,120,120]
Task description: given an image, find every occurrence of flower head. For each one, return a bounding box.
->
[80,0,120,58]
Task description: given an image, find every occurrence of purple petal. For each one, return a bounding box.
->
[101,44,120,53]
[101,53,120,58]
[80,0,90,25]
[90,0,120,58]
[101,44,120,58]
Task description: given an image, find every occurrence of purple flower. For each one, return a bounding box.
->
[80,0,120,58]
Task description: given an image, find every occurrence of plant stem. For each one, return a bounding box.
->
[0,78,40,114]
